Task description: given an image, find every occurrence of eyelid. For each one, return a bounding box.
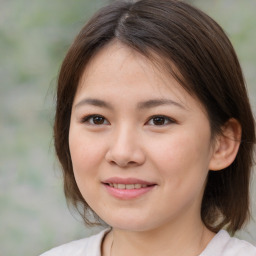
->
[80,114,110,125]
[79,114,175,126]
[146,115,176,126]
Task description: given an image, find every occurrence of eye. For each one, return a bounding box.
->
[147,115,175,126]
[81,115,109,125]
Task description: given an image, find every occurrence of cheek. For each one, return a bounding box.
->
[151,130,212,184]
[69,131,105,203]
[69,130,105,177]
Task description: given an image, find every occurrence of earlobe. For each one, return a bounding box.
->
[209,118,242,171]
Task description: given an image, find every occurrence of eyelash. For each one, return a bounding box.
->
[146,115,176,126]
[80,114,176,126]
[81,114,109,125]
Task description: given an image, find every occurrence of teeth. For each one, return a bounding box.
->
[134,184,141,189]
[117,184,126,189]
[109,183,149,189]
[126,184,135,190]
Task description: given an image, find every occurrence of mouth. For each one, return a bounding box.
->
[102,177,156,199]
[106,183,152,189]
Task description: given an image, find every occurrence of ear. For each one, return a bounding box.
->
[209,118,242,171]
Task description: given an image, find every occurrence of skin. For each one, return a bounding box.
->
[69,41,240,256]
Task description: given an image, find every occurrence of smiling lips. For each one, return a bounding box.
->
[102,177,156,199]
[108,183,148,189]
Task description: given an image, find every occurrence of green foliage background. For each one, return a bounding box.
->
[0,1,255,255]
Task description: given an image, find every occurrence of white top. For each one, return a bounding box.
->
[40,229,256,256]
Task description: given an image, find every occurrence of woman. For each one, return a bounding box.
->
[41,0,256,255]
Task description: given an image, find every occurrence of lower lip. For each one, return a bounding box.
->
[103,184,155,200]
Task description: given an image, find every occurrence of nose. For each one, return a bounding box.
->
[105,126,146,168]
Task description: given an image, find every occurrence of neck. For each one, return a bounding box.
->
[106,218,215,256]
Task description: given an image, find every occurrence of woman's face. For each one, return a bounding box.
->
[69,41,216,232]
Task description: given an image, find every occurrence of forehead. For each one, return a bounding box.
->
[78,41,164,90]
[75,41,205,113]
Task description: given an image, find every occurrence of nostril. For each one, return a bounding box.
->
[105,145,146,167]
[108,160,137,168]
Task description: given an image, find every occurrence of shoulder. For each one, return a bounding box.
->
[39,229,110,256]
[201,230,256,256]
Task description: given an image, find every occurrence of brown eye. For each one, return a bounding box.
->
[92,116,105,125]
[82,115,109,125]
[153,117,165,125]
[147,115,174,126]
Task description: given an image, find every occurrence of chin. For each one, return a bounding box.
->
[102,215,157,232]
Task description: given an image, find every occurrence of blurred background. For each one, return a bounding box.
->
[0,0,255,255]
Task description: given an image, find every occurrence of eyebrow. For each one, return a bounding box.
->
[74,98,113,109]
[74,98,185,110]
[137,99,185,109]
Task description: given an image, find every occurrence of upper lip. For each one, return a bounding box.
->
[102,177,156,185]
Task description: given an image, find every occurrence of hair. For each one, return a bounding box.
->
[54,0,255,234]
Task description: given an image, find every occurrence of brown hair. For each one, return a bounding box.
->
[54,0,255,234]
